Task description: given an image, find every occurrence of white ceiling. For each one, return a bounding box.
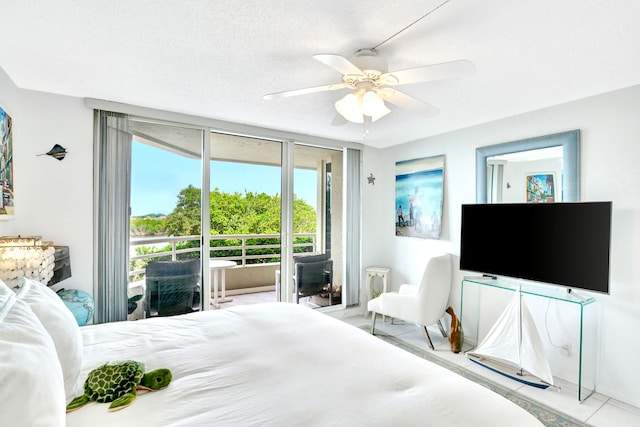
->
[2,0,640,149]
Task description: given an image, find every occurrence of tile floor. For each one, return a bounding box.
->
[209,290,322,309]
[214,292,640,427]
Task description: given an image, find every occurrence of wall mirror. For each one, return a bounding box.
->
[476,130,580,203]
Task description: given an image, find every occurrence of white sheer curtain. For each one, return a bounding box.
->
[94,111,132,323]
[345,148,361,307]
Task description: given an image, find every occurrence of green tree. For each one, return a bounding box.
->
[165,186,316,237]
[131,184,318,276]
[293,197,316,233]
[130,216,167,236]
[164,185,202,236]
[157,186,317,263]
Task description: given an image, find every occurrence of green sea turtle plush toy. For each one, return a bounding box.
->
[66,360,172,412]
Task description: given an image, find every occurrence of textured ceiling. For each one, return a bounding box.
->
[2,0,640,148]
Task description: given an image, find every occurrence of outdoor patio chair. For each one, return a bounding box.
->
[145,259,201,317]
[293,253,333,305]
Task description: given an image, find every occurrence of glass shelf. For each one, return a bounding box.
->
[461,276,596,306]
[460,276,597,402]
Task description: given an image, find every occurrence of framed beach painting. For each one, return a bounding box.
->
[0,105,13,219]
[526,173,555,203]
[395,155,445,239]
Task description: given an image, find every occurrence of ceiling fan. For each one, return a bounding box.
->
[263,48,475,125]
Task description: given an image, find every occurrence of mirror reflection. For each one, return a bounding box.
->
[475,130,580,204]
[486,146,563,203]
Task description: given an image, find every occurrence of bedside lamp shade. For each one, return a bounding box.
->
[0,236,55,286]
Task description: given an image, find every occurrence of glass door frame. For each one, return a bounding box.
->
[200,126,211,310]
[89,98,361,313]
[280,139,294,303]
[127,116,210,314]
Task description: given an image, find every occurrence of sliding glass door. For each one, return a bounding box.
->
[208,132,282,305]
[292,144,344,307]
[122,114,358,317]
[128,119,205,320]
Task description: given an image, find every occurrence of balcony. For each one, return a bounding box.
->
[128,233,320,312]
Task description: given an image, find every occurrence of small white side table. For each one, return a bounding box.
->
[210,259,237,308]
[366,267,390,318]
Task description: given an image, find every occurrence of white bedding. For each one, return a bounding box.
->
[67,302,542,426]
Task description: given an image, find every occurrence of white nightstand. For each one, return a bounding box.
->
[365,267,390,318]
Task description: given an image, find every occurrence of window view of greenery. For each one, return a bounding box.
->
[128,137,321,287]
[130,185,317,276]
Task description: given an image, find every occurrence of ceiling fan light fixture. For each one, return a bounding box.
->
[335,93,364,123]
[361,91,391,122]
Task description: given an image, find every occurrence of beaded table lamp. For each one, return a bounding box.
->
[0,235,55,287]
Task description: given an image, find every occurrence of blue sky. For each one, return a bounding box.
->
[131,142,317,216]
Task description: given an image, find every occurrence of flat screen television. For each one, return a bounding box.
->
[460,202,612,294]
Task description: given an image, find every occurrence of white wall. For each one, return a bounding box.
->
[0,67,94,294]
[361,84,640,407]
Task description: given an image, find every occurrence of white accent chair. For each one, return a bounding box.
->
[367,253,452,350]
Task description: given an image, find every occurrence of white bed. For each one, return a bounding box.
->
[69,302,542,427]
[1,278,542,426]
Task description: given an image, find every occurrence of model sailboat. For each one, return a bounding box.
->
[467,289,554,389]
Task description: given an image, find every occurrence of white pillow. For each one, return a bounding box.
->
[0,280,66,426]
[13,277,84,404]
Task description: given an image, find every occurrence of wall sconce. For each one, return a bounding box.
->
[0,236,55,287]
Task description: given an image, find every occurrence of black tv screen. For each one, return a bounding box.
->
[460,202,612,294]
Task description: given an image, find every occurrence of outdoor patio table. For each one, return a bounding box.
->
[209,259,237,308]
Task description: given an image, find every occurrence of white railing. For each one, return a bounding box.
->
[129,233,316,280]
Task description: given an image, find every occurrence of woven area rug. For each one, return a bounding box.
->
[362,327,592,427]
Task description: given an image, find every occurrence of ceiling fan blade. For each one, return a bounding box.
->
[313,54,364,76]
[380,60,475,86]
[263,83,347,100]
[330,113,348,126]
[377,88,439,117]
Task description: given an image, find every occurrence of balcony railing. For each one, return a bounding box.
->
[129,233,316,282]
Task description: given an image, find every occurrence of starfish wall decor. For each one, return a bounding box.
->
[367,173,376,185]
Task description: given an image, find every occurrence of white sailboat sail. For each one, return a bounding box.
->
[468,290,554,386]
